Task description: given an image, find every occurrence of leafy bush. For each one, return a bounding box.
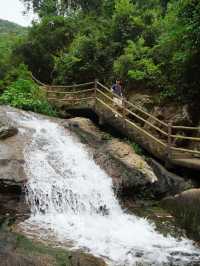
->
[159,86,177,102]
[127,140,144,156]
[4,0,200,106]
[0,78,56,116]
[114,39,161,89]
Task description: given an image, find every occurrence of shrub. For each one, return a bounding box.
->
[0,78,56,116]
[114,39,161,89]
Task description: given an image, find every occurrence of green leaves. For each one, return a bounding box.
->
[154,0,200,103]
[13,16,77,83]
[112,0,144,46]
[114,39,161,88]
[5,0,199,106]
[0,67,56,116]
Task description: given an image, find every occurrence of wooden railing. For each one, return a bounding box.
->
[32,75,200,162]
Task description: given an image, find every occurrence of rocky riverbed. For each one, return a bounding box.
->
[0,105,200,266]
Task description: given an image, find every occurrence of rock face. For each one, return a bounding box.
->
[161,189,200,240]
[65,117,158,199]
[0,105,192,199]
[70,252,107,266]
[0,123,18,139]
[128,89,193,127]
[66,117,191,199]
[0,107,26,192]
[147,158,193,198]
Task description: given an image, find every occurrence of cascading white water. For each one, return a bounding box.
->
[8,110,200,266]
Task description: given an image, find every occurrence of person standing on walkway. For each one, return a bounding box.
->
[111,79,124,117]
[111,79,123,106]
[111,79,123,98]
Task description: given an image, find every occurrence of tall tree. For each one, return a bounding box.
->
[21,0,103,16]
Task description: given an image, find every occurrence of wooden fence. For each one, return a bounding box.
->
[32,75,200,165]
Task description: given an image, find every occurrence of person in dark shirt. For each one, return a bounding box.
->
[111,79,123,97]
[111,80,123,117]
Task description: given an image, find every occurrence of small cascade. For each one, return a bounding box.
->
[8,110,200,266]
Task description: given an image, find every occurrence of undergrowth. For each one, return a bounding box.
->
[0,78,57,116]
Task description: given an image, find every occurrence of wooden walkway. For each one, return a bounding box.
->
[32,76,200,170]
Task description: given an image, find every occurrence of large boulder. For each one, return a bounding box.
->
[66,117,191,199]
[66,117,158,199]
[0,108,26,192]
[70,252,107,266]
[161,189,200,240]
[147,158,193,198]
[0,123,18,140]
[128,88,155,113]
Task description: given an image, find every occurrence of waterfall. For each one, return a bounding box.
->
[8,110,200,266]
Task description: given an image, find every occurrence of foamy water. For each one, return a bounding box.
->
[8,110,200,265]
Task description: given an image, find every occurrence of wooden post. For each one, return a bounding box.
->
[94,79,98,109]
[45,87,48,99]
[167,122,172,160]
[73,83,76,105]
[122,98,126,128]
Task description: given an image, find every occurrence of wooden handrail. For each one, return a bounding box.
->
[31,74,200,161]
[48,97,94,102]
[49,82,94,89]
[96,88,168,137]
[172,125,200,130]
[171,146,200,155]
[171,134,200,141]
[96,97,167,147]
[31,73,48,87]
[125,107,168,137]
[97,81,168,128]
[45,88,94,95]
[96,81,200,142]
[31,73,94,89]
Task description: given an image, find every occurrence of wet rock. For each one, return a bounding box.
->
[0,159,26,188]
[0,107,28,191]
[103,139,158,194]
[0,251,56,266]
[147,158,193,198]
[70,252,107,266]
[0,124,18,140]
[128,88,155,113]
[66,117,195,200]
[66,117,160,199]
[161,189,200,240]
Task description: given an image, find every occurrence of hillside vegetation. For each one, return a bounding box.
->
[0,19,26,35]
[0,19,27,85]
[0,0,200,112]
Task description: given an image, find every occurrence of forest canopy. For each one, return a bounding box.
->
[0,0,200,105]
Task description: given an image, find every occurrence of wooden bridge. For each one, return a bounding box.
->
[32,76,200,170]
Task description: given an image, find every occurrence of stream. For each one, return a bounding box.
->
[7,110,200,266]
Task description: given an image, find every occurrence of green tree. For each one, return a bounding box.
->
[154,0,200,103]
[114,39,161,89]
[112,0,144,48]
[13,16,77,82]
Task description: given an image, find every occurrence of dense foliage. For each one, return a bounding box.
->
[0,64,56,115]
[0,20,26,88]
[0,19,26,35]
[0,0,200,108]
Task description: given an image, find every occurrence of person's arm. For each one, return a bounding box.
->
[111,84,115,93]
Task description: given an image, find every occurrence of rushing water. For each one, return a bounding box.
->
[8,110,200,266]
